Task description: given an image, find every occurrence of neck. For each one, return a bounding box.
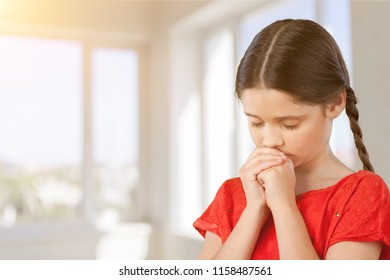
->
[294,146,353,195]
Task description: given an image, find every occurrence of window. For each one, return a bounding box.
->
[203,27,235,202]
[92,48,139,225]
[0,35,140,228]
[0,35,83,227]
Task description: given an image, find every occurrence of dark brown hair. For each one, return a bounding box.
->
[236,19,374,172]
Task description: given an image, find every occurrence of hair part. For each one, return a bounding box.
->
[236,19,374,172]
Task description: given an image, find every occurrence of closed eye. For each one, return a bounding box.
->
[251,122,265,128]
[281,123,299,130]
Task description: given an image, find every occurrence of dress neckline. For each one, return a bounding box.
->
[295,170,365,200]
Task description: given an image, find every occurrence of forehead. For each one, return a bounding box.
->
[240,88,317,117]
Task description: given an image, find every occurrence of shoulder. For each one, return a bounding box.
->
[352,170,386,183]
[220,177,244,191]
[334,170,389,213]
[214,177,245,203]
[326,170,389,214]
[328,170,390,253]
[218,177,244,195]
[344,170,388,196]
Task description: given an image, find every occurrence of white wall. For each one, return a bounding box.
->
[351,1,390,185]
[0,1,155,37]
[142,0,211,259]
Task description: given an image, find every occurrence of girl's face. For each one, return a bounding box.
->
[240,88,337,169]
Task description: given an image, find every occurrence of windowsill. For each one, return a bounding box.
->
[0,221,102,247]
[0,221,153,259]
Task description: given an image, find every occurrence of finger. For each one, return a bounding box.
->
[245,147,285,163]
[241,158,285,180]
[243,153,287,168]
[281,157,294,168]
[254,147,285,155]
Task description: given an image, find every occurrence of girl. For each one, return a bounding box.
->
[193,19,390,260]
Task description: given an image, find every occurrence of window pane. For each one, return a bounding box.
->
[203,29,235,202]
[0,35,83,227]
[238,1,316,58]
[92,48,139,225]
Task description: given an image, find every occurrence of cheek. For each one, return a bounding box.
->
[288,123,331,157]
[249,128,261,146]
[297,129,320,145]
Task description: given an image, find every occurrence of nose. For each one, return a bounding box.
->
[262,126,283,148]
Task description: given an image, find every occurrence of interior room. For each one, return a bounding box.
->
[0,0,389,260]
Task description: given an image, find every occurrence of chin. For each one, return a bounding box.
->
[287,156,299,169]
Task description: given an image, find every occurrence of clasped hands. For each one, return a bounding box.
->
[239,147,297,212]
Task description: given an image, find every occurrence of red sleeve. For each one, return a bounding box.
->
[329,173,390,258]
[193,185,224,239]
[193,178,245,243]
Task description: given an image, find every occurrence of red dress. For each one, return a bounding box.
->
[193,170,390,259]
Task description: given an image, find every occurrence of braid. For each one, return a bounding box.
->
[345,87,374,172]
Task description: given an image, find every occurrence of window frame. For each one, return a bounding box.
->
[0,24,145,238]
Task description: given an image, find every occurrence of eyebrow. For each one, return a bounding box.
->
[244,112,305,121]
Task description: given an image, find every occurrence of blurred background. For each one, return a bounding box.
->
[0,0,389,259]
